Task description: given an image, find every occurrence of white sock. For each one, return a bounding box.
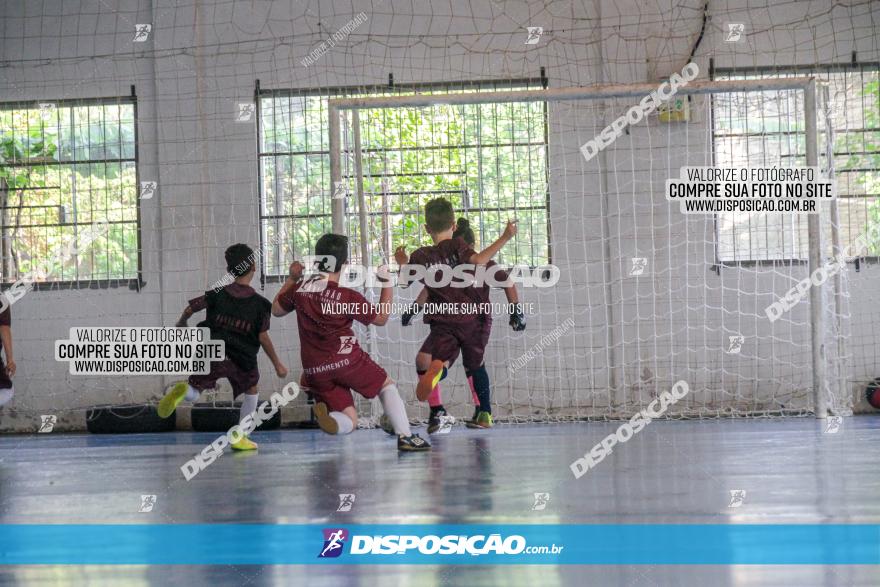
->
[0,386,13,407]
[184,385,201,402]
[239,394,259,426]
[379,384,412,436]
[330,412,354,435]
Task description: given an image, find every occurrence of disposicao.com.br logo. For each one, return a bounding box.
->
[319,528,348,558]
[318,528,564,558]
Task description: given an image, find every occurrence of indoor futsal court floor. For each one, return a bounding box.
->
[1,418,879,585]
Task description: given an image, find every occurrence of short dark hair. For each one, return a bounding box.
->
[225,243,255,277]
[314,233,348,272]
[452,217,475,245]
[424,198,455,233]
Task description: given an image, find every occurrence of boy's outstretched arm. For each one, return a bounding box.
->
[402,288,428,326]
[175,304,198,327]
[0,325,15,377]
[394,246,409,266]
[469,220,517,266]
[503,282,526,331]
[272,261,304,317]
[258,331,288,378]
[394,246,419,288]
[370,268,394,326]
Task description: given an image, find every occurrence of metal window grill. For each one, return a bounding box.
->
[256,80,549,277]
[0,96,140,285]
[326,78,849,419]
[713,65,880,263]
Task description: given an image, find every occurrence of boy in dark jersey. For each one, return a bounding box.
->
[272,233,430,452]
[0,303,16,407]
[157,243,288,451]
[401,217,525,431]
[395,198,517,430]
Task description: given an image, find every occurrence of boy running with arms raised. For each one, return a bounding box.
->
[395,198,517,430]
[401,216,525,430]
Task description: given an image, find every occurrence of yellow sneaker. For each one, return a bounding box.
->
[157,382,189,418]
[313,402,338,434]
[231,436,258,451]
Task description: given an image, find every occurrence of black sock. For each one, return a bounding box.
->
[466,365,491,414]
[430,405,446,416]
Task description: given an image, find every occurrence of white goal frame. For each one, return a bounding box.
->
[327,77,843,419]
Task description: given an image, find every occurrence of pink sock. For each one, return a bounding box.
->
[468,375,479,406]
[418,368,444,408]
[427,385,442,407]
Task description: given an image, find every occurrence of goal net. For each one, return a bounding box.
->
[329,78,857,422]
[3,1,878,432]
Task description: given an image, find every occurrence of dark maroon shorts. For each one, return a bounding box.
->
[188,359,259,397]
[419,318,492,371]
[302,349,387,413]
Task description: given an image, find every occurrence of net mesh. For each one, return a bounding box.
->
[338,85,857,422]
[0,0,877,429]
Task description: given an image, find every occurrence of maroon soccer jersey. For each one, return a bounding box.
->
[407,237,481,324]
[472,260,510,306]
[188,283,270,333]
[277,277,378,368]
[189,283,271,372]
[0,306,10,361]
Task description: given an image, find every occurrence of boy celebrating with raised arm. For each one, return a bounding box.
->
[395,198,517,430]
[158,243,288,451]
[272,233,430,452]
[401,216,525,431]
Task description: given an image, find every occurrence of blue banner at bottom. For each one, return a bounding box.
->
[1,524,878,565]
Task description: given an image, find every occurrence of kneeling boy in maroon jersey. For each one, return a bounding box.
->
[273,233,429,452]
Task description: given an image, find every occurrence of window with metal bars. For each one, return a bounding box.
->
[257,80,550,278]
[0,97,140,286]
[712,65,880,262]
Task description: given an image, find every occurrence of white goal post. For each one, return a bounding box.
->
[326,77,851,421]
